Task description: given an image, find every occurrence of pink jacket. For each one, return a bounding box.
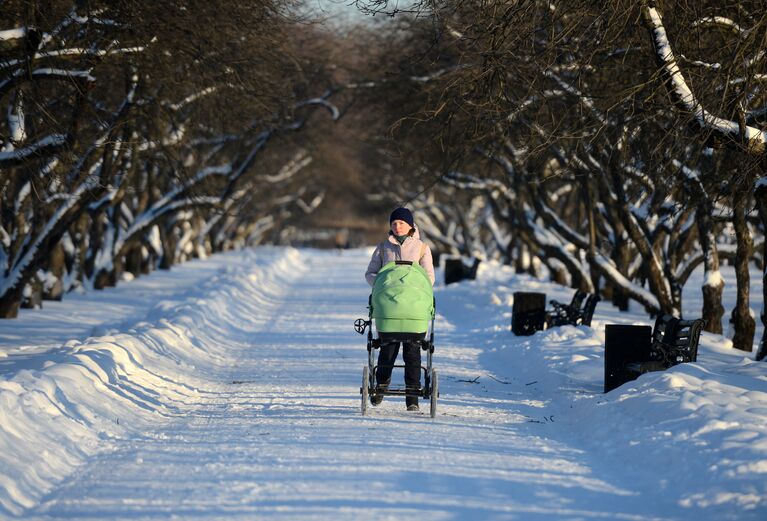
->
[365,229,435,287]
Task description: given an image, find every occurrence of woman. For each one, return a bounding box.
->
[365,207,435,411]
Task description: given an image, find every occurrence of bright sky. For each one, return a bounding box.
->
[303,0,421,29]
[303,0,369,27]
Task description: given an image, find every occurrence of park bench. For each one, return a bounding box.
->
[604,314,704,392]
[511,290,600,336]
[444,257,480,285]
[545,290,601,328]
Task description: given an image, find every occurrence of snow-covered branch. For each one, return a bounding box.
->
[0,134,67,166]
[590,253,661,311]
[168,87,218,112]
[691,16,746,37]
[642,5,767,156]
[295,97,341,121]
[0,175,101,296]
[0,46,149,70]
[346,65,471,89]
[0,28,27,41]
[264,151,312,183]
[295,191,325,213]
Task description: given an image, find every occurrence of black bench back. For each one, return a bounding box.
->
[580,293,601,327]
[650,314,704,366]
[571,290,587,309]
[444,258,481,285]
[650,314,678,349]
[546,290,600,328]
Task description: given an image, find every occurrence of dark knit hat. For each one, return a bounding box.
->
[389,207,414,228]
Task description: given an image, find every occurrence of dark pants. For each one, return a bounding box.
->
[376,340,422,406]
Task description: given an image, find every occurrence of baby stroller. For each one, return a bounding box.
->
[354,260,438,418]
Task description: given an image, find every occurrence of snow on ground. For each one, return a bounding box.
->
[466,265,767,517]
[0,248,765,520]
[0,250,256,357]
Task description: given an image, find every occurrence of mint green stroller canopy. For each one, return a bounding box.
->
[371,261,434,333]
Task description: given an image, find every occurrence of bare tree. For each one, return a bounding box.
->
[0,0,341,317]
[356,0,766,354]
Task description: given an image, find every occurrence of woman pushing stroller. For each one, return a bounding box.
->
[365,207,435,411]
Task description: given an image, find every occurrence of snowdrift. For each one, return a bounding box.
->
[0,248,305,516]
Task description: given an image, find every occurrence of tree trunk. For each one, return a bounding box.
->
[92,204,124,290]
[124,243,149,276]
[71,216,90,290]
[697,202,724,333]
[669,272,683,318]
[583,176,603,297]
[0,286,22,318]
[611,285,630,311]
[21,276,43,309]
[605,169,674,313]
[548,260,569,286]
[85,211,105,286]
[730,188,755,351]
[94,267,117,290]
[43,242,66,301]
[611,241,631,311]
[159,223,176,270]
[754,182,767,360]
[514,243,528,274]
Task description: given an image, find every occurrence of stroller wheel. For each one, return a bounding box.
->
[430,369,438,418]
[361,366,369,416]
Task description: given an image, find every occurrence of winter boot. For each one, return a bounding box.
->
[371,383,388,406]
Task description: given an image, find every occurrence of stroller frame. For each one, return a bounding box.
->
[354,297,438,418]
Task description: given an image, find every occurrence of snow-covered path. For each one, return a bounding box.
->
[15,251,666,519]
[3,248,765,520]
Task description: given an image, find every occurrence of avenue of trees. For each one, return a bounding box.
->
[357,0,766,358]
[2,1,766,359]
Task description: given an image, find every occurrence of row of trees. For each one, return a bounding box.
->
[0,1,344,317]
[359,0,766,358]
[3,1,766,363]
